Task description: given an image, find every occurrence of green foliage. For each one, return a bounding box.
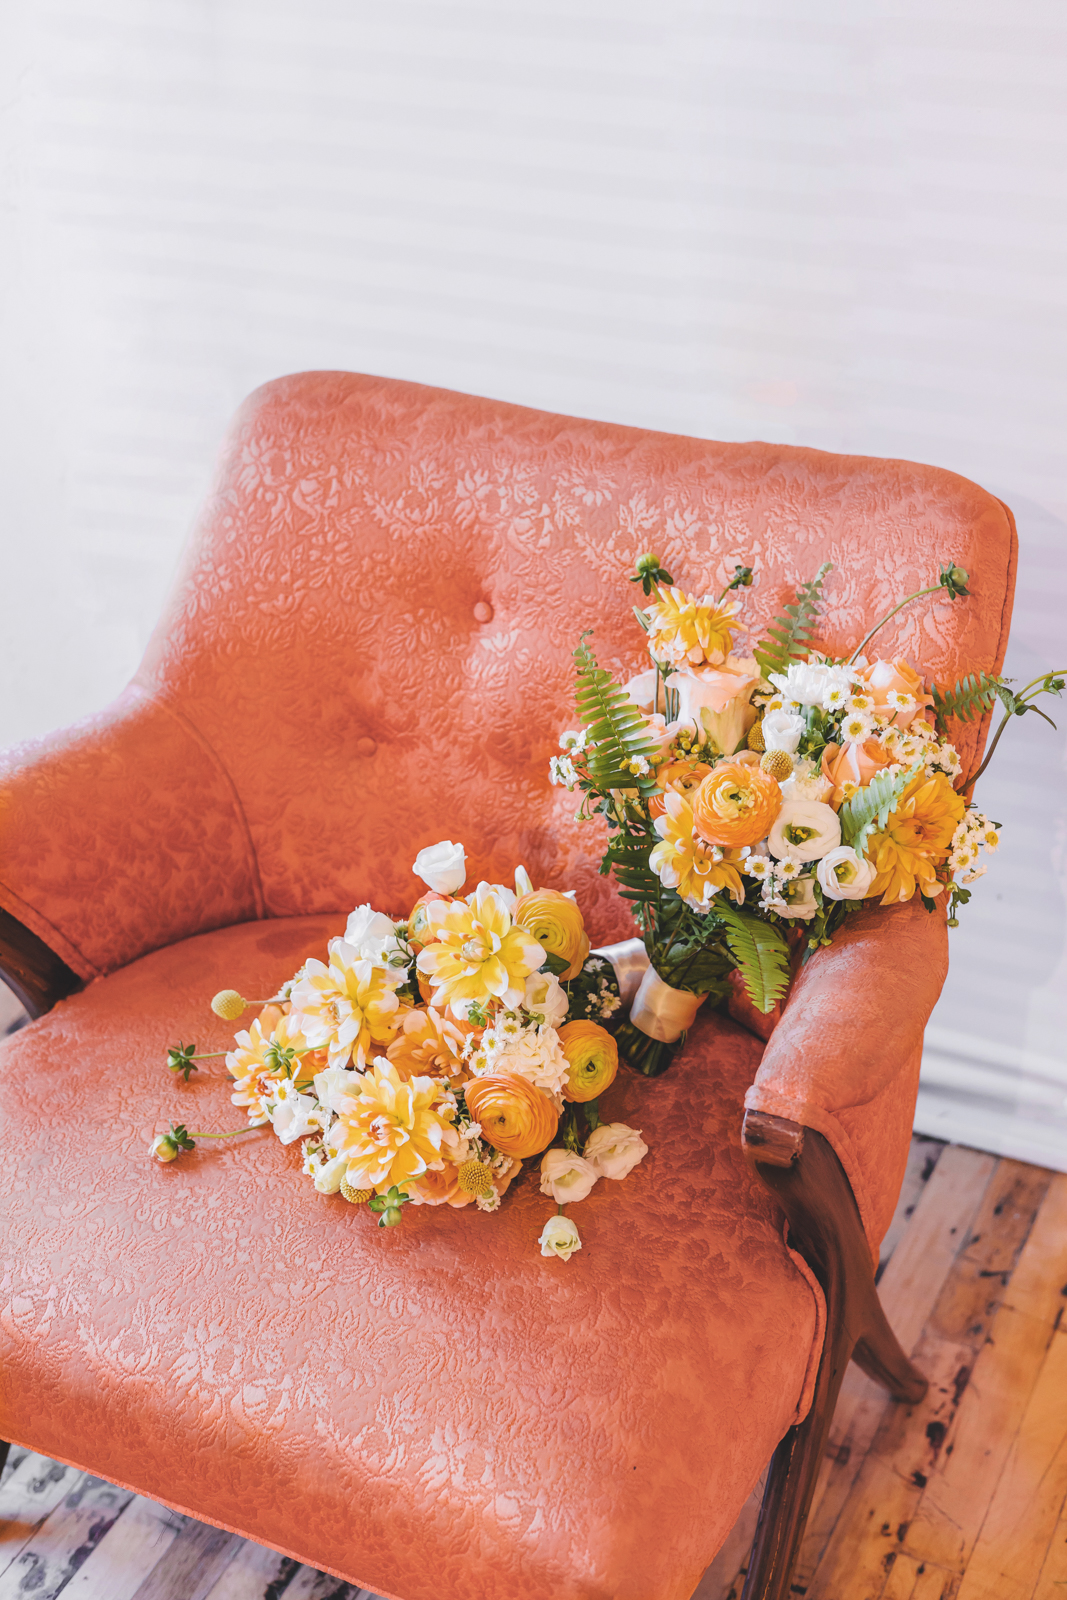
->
[753,563,833,681]
[715,906,792,1014]
[630,553,674,596]
[838,760,922,858]
[573,634,658,793]
[931,671,1003,727]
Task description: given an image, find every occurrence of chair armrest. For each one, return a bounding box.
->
[0,686,264,985]
[744,896,948,1255]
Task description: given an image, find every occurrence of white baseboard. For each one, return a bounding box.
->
[918,1025,1067,1173]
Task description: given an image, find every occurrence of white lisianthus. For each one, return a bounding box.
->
[782,876,819,920]
[584,1122,649,1181]
[538,1213,582,1261]
[412,839,467,895]
[523,970,569,1028]
[302,1146,348,1194]
[539,1148,599,1204]
[761,709,806,754]
[267,1080,325,1145]
[344,904,404,966]
[816,845,876,901]
[768,800,842,862]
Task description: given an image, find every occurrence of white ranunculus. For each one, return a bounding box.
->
[539,1148,599,1204]
[538,1213,582,1261]
[523,970,569,1029]
[412,839,467,895]
[769,661,853,708]
[584,1122,649,1181]
[625,667,660,713]
[782,876,819,920]
[768,800,842,863]
[761,709,806,755]
[816,845,877,901]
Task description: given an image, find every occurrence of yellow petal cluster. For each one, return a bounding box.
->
[416,883,545,1014]
[387,1005,471,1086]
[645,584,740,668]
[650,792,745,912]
[864,770,965,905]
[557,1020,619,1102]
[327,1059,457,1194]
[288,942,405,1069]
[513,888,590,981]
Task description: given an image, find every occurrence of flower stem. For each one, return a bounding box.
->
[847,586,941,666]
[189,1127,263,1139]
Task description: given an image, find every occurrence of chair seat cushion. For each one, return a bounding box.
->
[0,916,823,1600]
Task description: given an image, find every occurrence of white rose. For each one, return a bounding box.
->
[344,903,402,964]
[761,709,806,755]
[539,1148,599,1204]
[523,970,569,1029]
[768,800,842,862]
[782,876,819,920]
[538,1213,582,1261]
[412,840,467,895]
[816,845,877,901]
[584,1122,648,1180]
[312,1063,362,1114]
[672,656,760,756]
[303,1148,348,1194]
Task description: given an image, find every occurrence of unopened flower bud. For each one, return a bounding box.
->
[150,1133,180,1163]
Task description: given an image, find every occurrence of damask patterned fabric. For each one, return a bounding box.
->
[0,373,1016,1595]
[0,916,823,1600]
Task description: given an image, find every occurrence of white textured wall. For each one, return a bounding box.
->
[2,2,1065,1106]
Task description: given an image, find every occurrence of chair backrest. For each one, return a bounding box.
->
[0,371,1017,978]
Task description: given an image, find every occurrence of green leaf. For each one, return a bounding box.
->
[753,563,833,681]
[715,906,792,1014]
[931,671,1003,726]
[838,760,923,859]
[573,633,658,795]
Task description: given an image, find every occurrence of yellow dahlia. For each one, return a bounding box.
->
[225,1016,278,1125]
[416,883,545,1015]
[865,770,965,905]
[387,1005,472,1086]
[326,1059,457,1194]
[287,940,405,1069]
[645,584,740,668]
[650,791,745,912]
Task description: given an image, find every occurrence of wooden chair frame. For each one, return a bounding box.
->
[0,920,926,1600]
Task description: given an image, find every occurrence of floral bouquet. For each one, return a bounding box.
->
[550,554,1063,1076]
[155,845,645,1262]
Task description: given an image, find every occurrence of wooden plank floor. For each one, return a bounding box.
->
[3,1138,1066,1600]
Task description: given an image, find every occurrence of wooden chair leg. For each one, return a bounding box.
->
[738,1112,927,1600]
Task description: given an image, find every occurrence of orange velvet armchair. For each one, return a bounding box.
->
[0,373,1016,1600]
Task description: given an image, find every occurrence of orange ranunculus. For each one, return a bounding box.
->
[649,759,713,819]
[691,759,783,849]
[513,889,590,981]
[854,658,933,729]
[864,770,965,905]
[820,738,895,809]
[465,1072,560,1159]
[557,1020,619,1102]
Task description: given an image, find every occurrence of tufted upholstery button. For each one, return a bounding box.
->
[473,600,493,623]
[356,736,377,758]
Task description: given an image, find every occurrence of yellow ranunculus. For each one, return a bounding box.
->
[416,883,545,1015]
[864,770,965,905]
[326,1059,457,1194]
[557,1020,619,1102]
[464,1071,559,1159]
[513,888,590,981]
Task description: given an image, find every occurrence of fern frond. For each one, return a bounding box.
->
[715,906,791,1014]
[931,671,1003,726]
[838,760,923,858]
[573,634,657,792]
[753,563,833,681]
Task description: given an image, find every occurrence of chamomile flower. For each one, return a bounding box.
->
[623,755,651,777]
[497,1012,523,1041]
[744,854,772,881]
[549,755,579,788]
[847,693,873,713]
[983,828,1000,852]
[560,729,589,752]
[886,690,917,719]
[823,683,850,711]
[841,710,874,744]
[776,857,803,880]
